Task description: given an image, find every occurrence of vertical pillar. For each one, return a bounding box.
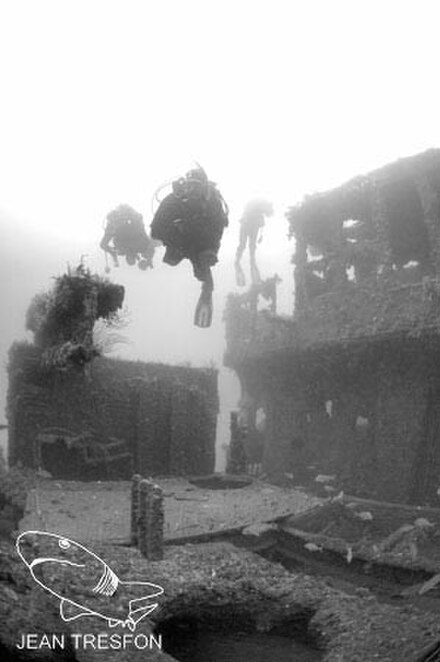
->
[130,474,141,545]
[148,484,164,561]
[293,231,308,313]
[138,478,152,558]
[137,477,164,561]
[227,411,246,474]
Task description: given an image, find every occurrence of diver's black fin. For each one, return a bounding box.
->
[250,263,261,285]
[194,296,213,328]
[235,263,246,287]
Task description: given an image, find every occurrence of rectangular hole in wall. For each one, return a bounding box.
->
[382,177,430,269]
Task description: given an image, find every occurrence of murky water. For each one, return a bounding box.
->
[165,630,323,662]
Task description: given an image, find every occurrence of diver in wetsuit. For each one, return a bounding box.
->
[235,198,274,286]
[151,167,229,328]
[101,204,155,271]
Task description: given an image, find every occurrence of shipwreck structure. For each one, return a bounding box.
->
[225,149,440,505]
[7,343,218,479]
[7,263,218,480]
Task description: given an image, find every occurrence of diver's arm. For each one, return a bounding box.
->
[100,225,116,252]
[100,229,119,266]
[151,194,185,242]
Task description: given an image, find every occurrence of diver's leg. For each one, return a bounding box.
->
[235,225,247,264]
[139,236,155,268]
[235,227,247,287]
[151,198,187,267]
[248,231,261,284]
[104,246,119,267]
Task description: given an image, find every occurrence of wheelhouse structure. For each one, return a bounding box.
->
[224,149,440,505]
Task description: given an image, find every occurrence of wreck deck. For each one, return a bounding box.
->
[19,477,321,544]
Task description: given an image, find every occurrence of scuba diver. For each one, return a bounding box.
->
[235,198,274,286]
[100,204,156,272]
[151,167,229,328]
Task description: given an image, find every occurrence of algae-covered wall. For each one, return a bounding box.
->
[243,341,440,505]
[7,342,218,478]
[287,149,440,320]
[225,150,440,506]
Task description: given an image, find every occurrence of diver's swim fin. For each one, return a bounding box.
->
[250,263,261,285]
[194,296,213,328]
[235,263,246,287]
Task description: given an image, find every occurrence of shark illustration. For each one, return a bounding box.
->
[16,531,164,631]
